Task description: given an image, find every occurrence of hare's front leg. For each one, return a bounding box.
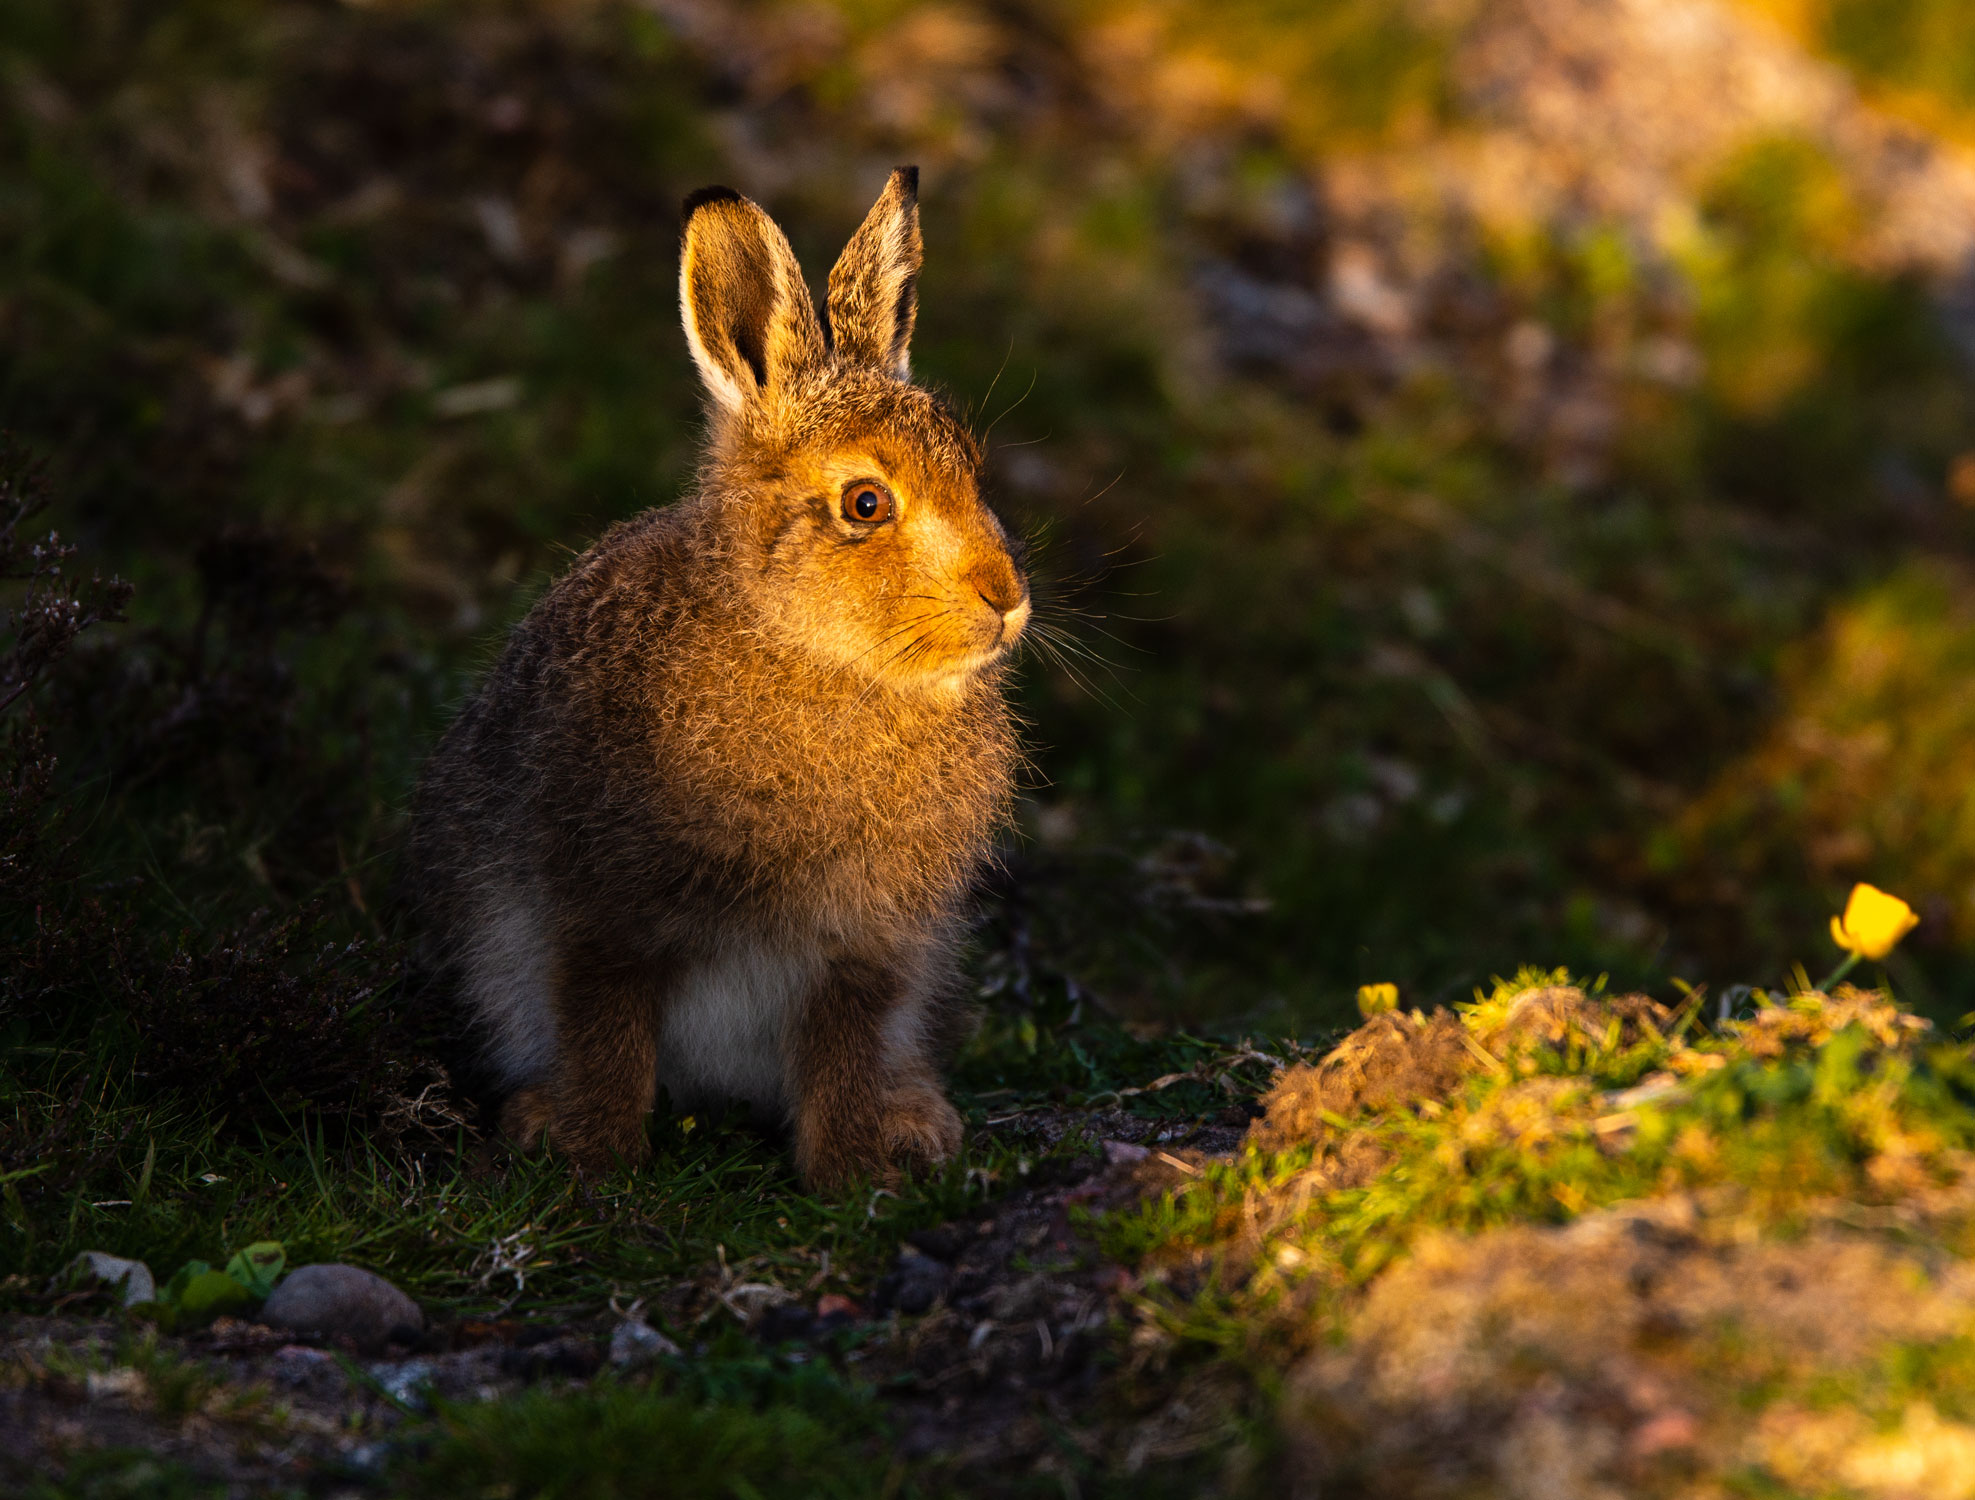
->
[537,942,666,1171]
[790,956,962,1190]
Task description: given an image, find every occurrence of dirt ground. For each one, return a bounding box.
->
[1,1106,1253,1496]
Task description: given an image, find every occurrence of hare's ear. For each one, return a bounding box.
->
[679,187,825,418]
[825,167,922,380]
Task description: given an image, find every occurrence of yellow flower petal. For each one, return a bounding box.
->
[1833,882,1920,961]
[1357,982,1399,1018]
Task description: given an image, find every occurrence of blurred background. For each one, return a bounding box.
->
[8,0,1975,1040]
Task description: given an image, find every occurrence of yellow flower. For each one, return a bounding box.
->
[1357,982,1399,1018]
[1829,883,1919,961]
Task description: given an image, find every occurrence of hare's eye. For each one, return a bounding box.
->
[842,481,894,525]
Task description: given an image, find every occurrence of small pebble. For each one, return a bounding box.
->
[877,1247,950,1316]
[341,1441,391,1479]
[366,1358,436,1413]
[608,1320,680,1369]
[61,1252,155,1308]
[261,1264,423,1354]
[85,1367,145,1401]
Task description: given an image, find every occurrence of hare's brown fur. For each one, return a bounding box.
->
[407,170,1026,1188]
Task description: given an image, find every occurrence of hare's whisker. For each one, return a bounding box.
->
[975,335,1015,422]
[982,366,1038,443]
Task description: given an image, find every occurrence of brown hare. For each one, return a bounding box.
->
[407,168,1028,1189]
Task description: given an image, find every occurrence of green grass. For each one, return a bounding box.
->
[23,1451,246,1500]
[1,973,1264,1320]
[402,1375,898,1500]
[4,1006,1274,1498]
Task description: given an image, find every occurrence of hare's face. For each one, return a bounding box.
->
[678,171,1028,696]
[736,383,1028,693]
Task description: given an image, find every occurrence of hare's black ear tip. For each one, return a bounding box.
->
[681,185,744,226]
[894,165,920,198]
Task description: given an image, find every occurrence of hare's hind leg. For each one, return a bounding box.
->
[790,957,962,1190]
[458,887,557,1118]
[543,939,668,1172]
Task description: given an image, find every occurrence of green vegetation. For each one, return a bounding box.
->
[403,1376,896,1500]
[1819,0,1975,115]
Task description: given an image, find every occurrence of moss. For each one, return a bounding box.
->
[401,1379,898,1500]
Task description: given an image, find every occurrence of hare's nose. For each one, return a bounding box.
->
[967,558,1026,616]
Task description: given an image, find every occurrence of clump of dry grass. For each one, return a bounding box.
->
[1250,981,1679,1152]
[1247,1009,1471,1152]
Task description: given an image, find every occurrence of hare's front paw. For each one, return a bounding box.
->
[795,1080,962,1190]
[549,1109,652,1174]
[881,1081,963,1170]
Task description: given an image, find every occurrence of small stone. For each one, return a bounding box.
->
[608,1319,680,1369]
[811,1294,863,1338]
[877,1248,950,1316]
[342,1440,391,1479]
[271,1344,341,1398]
[60,1252,156,1308]
[1101,1140,1149,1166]
[366,1358,437,1413]
[261,1264,423,1353]
[85,1367,145,1400]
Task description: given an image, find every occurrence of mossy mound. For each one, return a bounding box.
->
[1107,975,1975,1494]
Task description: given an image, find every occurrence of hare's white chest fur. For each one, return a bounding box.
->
[465,886,832,1118]
[656,941,824,1116]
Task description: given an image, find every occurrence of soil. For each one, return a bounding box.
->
[0,1106,1254,1496]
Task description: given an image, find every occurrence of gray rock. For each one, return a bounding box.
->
[61,1252,156,1308]
[609,1319,681,1369]
[261,1264,423,1352]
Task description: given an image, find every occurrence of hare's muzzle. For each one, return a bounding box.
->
[993,591,1031,647]
[966,555,1028,648]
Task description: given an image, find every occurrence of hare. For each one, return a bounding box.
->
[406,168,1028,1189]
